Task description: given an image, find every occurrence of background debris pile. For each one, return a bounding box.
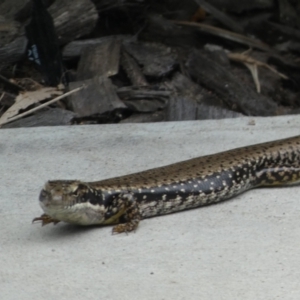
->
[0,0,300,128]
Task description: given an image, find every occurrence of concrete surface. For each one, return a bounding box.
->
[1,116,300,300]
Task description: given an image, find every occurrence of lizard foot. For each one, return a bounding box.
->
[32,214,60,226]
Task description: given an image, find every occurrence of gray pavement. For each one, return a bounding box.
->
[1,116,300,300]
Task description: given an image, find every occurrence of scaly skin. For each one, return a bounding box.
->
[33,135,300,233]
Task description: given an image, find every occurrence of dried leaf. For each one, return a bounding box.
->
[228,51,289,93]
[0,87,62,125]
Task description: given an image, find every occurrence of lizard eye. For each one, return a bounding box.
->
[72,188,79,196]
[72,183,87,196]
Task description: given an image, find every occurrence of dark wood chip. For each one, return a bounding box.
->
[186,50,279,116]
[69,77,126,117]
[48,0,98,44]
[123,42,178,77]
[77,39,121,80]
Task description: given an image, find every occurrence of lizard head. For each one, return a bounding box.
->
[38,180,106,225]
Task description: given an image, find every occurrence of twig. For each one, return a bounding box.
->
[172,20,270,51]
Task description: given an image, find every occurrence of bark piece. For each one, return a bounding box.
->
[120,49,148,86]
[77,39,121,80]
[278,0,300,28]
[120,111,164,123]
[276,41,300,54]
[117,86,168,113]
[69,76,126,117]
[0,0,31,20]
[48,0,98,44]
[92,0,145,10]
[193,0,244,33]
[205,0,273,13]
[167,94,198,121]
[0,92,16,108]
[165,73,235,121]
[268,54,300,87]
[117,86,170,99]
[123,99,166,113]
[123,42,177,77]
[186,50,279,116]
[2,108,76,128]
[247,21,300,46]
[164,73,199,121]
[0,74,24,92]
[197,103,244,119]
[62,35,131,59]
[141,15,202,48]
[0,23,27,71]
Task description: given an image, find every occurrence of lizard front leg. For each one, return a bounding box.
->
[111,194,141,234]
